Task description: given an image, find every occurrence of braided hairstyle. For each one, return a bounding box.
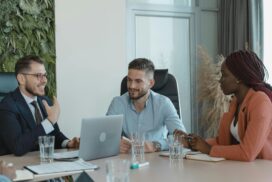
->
[225,50,272,102]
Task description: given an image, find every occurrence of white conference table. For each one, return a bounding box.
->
[2,150,272,182]
[1,150,84,181]
[89,153,272,182]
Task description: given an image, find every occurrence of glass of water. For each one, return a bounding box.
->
[130,132,145,163]
[38,135,55,163]
[106,159,130,182]
[167,135,183,161]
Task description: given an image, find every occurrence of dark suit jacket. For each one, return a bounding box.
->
[0,88,68,156]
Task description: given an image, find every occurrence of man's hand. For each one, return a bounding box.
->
[0,161,16,180]
[42,96,60,124]
[67,137,80,149]
[120,137,131,153]
[173,129,187,137]
[144,141,156,153]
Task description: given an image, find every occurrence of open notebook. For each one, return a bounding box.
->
[185,153,225,162]
[24,159,98,175]
[159,148,201,157]
[53,150,79,161]
[14,170,34,181]
[159,149,225,162]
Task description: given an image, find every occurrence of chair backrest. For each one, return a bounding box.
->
[0,72,18,101]
[120,69,181,118]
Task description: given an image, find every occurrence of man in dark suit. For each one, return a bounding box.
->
[0,55,79,156]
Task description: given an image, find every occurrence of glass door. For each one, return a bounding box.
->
[127,8,196,132]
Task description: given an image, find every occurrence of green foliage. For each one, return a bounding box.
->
[0,0,56,97]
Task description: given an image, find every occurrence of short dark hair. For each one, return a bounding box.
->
[15,55,44,76]
[128,58,155,77]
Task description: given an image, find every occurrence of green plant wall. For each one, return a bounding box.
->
[0,0,56,97]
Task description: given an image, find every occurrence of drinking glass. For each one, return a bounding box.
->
[106,159,130,182]
[38,135,55,163]
[167,135,183,161]
[130,132,145,163]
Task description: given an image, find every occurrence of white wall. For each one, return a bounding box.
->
[55,0,126,138]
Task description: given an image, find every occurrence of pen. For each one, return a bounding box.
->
[122,136,132,143]
[186,136,194,143]
[130,162,150,169]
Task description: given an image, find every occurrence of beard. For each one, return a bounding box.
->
[128,88,148,100]
[25,84,45,97]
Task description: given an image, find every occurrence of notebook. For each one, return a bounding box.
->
[54,115,123,161]
[14,170,34,181]
[25,159,98,174]
[185,153,225,162]
[159,148,201,157]
[159,149,225,162]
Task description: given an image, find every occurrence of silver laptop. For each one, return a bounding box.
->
[78,115,123,161]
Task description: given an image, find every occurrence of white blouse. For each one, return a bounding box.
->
[230,118,240,142]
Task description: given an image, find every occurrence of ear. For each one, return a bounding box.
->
[17,74,25,85]
[149,79,155,88]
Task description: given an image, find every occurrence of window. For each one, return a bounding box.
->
[263,0,272,84]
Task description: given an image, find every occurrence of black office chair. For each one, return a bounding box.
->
[0,72,18,101]
[120,69,181,118]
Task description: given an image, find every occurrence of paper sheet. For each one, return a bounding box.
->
[24,159,98,174]
[159,148,201,157]
[14,169,34,181]
[53,150,79,159]
[185,153,225,162]
[159,149,225,162]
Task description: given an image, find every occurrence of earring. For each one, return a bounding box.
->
[236,80,240,84]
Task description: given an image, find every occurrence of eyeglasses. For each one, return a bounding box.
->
[21,73,47,80]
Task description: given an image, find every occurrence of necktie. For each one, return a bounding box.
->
[31,101,43,125]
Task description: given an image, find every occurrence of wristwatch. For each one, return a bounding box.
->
[152,141,161,152]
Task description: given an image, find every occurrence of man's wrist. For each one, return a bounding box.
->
[47,115,58,124]
[62,139,70,148]
[152,141,161,152]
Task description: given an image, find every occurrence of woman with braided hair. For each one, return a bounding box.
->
[175,50,272,161]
